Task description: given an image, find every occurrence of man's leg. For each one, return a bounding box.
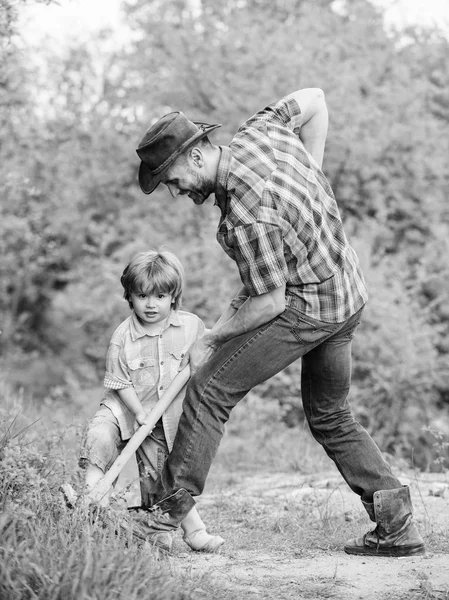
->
[300,312,425,556]
[143,307,344,533]
[78,406,126,505]
[300,311,401,501]
[154,308,323,501]
[137,421,224,552]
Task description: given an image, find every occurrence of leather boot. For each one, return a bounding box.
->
[129,488,196,553]
[344,486,425,557]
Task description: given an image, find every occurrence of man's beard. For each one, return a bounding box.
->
[187,168,214,204]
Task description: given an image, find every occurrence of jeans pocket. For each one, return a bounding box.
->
[290,312,338,345]
[345,306,365,341]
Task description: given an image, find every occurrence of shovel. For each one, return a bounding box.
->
[62,366,190,507]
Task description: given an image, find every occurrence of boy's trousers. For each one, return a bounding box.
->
[79,405,168,505]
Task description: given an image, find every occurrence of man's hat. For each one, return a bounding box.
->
[136,111,221,194]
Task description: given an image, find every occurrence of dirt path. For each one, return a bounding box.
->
[169,471,449,600]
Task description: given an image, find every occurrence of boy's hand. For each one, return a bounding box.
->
[135,411,150,428]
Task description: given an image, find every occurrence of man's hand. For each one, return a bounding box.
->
[179,334,217,374]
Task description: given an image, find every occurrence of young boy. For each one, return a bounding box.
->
[78,250,224,552]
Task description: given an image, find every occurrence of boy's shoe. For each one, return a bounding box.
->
[344,486,426,557]
[60,484,97,515]
[60,483,78,508]
[183,529,225,552]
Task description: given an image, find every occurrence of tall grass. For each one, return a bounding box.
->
[2,374,448,600]
[0,383,207,600]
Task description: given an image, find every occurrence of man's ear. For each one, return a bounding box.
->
[189,146,204,168]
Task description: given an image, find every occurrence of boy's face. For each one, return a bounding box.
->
[130,290,174,328]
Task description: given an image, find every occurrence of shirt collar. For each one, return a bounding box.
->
[130,309,181,341]
[214,145,232,216]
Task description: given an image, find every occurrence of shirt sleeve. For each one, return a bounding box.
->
[103,341,133,390]
[268,97,303,135]
[233,222,288,296]
[242,96,303,137]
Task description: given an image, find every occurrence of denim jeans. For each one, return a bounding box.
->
[150,304,401,506]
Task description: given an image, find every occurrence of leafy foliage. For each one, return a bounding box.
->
[1,0,449,463]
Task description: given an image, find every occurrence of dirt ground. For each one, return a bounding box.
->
[76,391,449,599]
[166,470,449,600]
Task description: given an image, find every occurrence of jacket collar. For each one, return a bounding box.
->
[130,309,181,341]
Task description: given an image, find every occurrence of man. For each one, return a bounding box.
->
[134,88,425,557]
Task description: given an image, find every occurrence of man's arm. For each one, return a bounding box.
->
[212,285,249,330]
[286,88,329,168]
[185,284,286,372]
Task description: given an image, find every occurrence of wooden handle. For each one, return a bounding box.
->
[87,365,190,504]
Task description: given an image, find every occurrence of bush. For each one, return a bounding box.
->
[0,387,209,600]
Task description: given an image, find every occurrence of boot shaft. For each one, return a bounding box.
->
[372,485,412,536]
[345,485,425,557]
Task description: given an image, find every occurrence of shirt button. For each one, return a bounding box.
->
[160,334,163,339]
[140,362,144,367]
[160,361,164,365]
[159,386,163,391]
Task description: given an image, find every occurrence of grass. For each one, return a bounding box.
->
[388,581,449,600]
[1,379,449,599]
[0,384,210,600]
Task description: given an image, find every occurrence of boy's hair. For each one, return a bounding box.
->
[121,250,184,311]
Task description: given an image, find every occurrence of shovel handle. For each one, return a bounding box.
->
[86,365,190,504]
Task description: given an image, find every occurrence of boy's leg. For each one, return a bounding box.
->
[79,405,125,503]
[84,464,105,493]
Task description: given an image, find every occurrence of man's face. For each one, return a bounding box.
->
[162,154,215,205]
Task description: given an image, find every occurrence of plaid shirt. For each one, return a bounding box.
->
[215,96,368,323]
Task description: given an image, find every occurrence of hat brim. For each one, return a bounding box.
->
[138,123,221,195]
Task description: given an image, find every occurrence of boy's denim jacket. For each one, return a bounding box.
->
[102,310,205,451]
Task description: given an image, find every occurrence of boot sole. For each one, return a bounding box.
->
[344,544,426,557]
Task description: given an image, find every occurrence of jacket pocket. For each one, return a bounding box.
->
[169,349,185,379]
[128,357,157,387]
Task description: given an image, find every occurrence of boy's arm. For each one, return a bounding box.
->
[116,386,148,426]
